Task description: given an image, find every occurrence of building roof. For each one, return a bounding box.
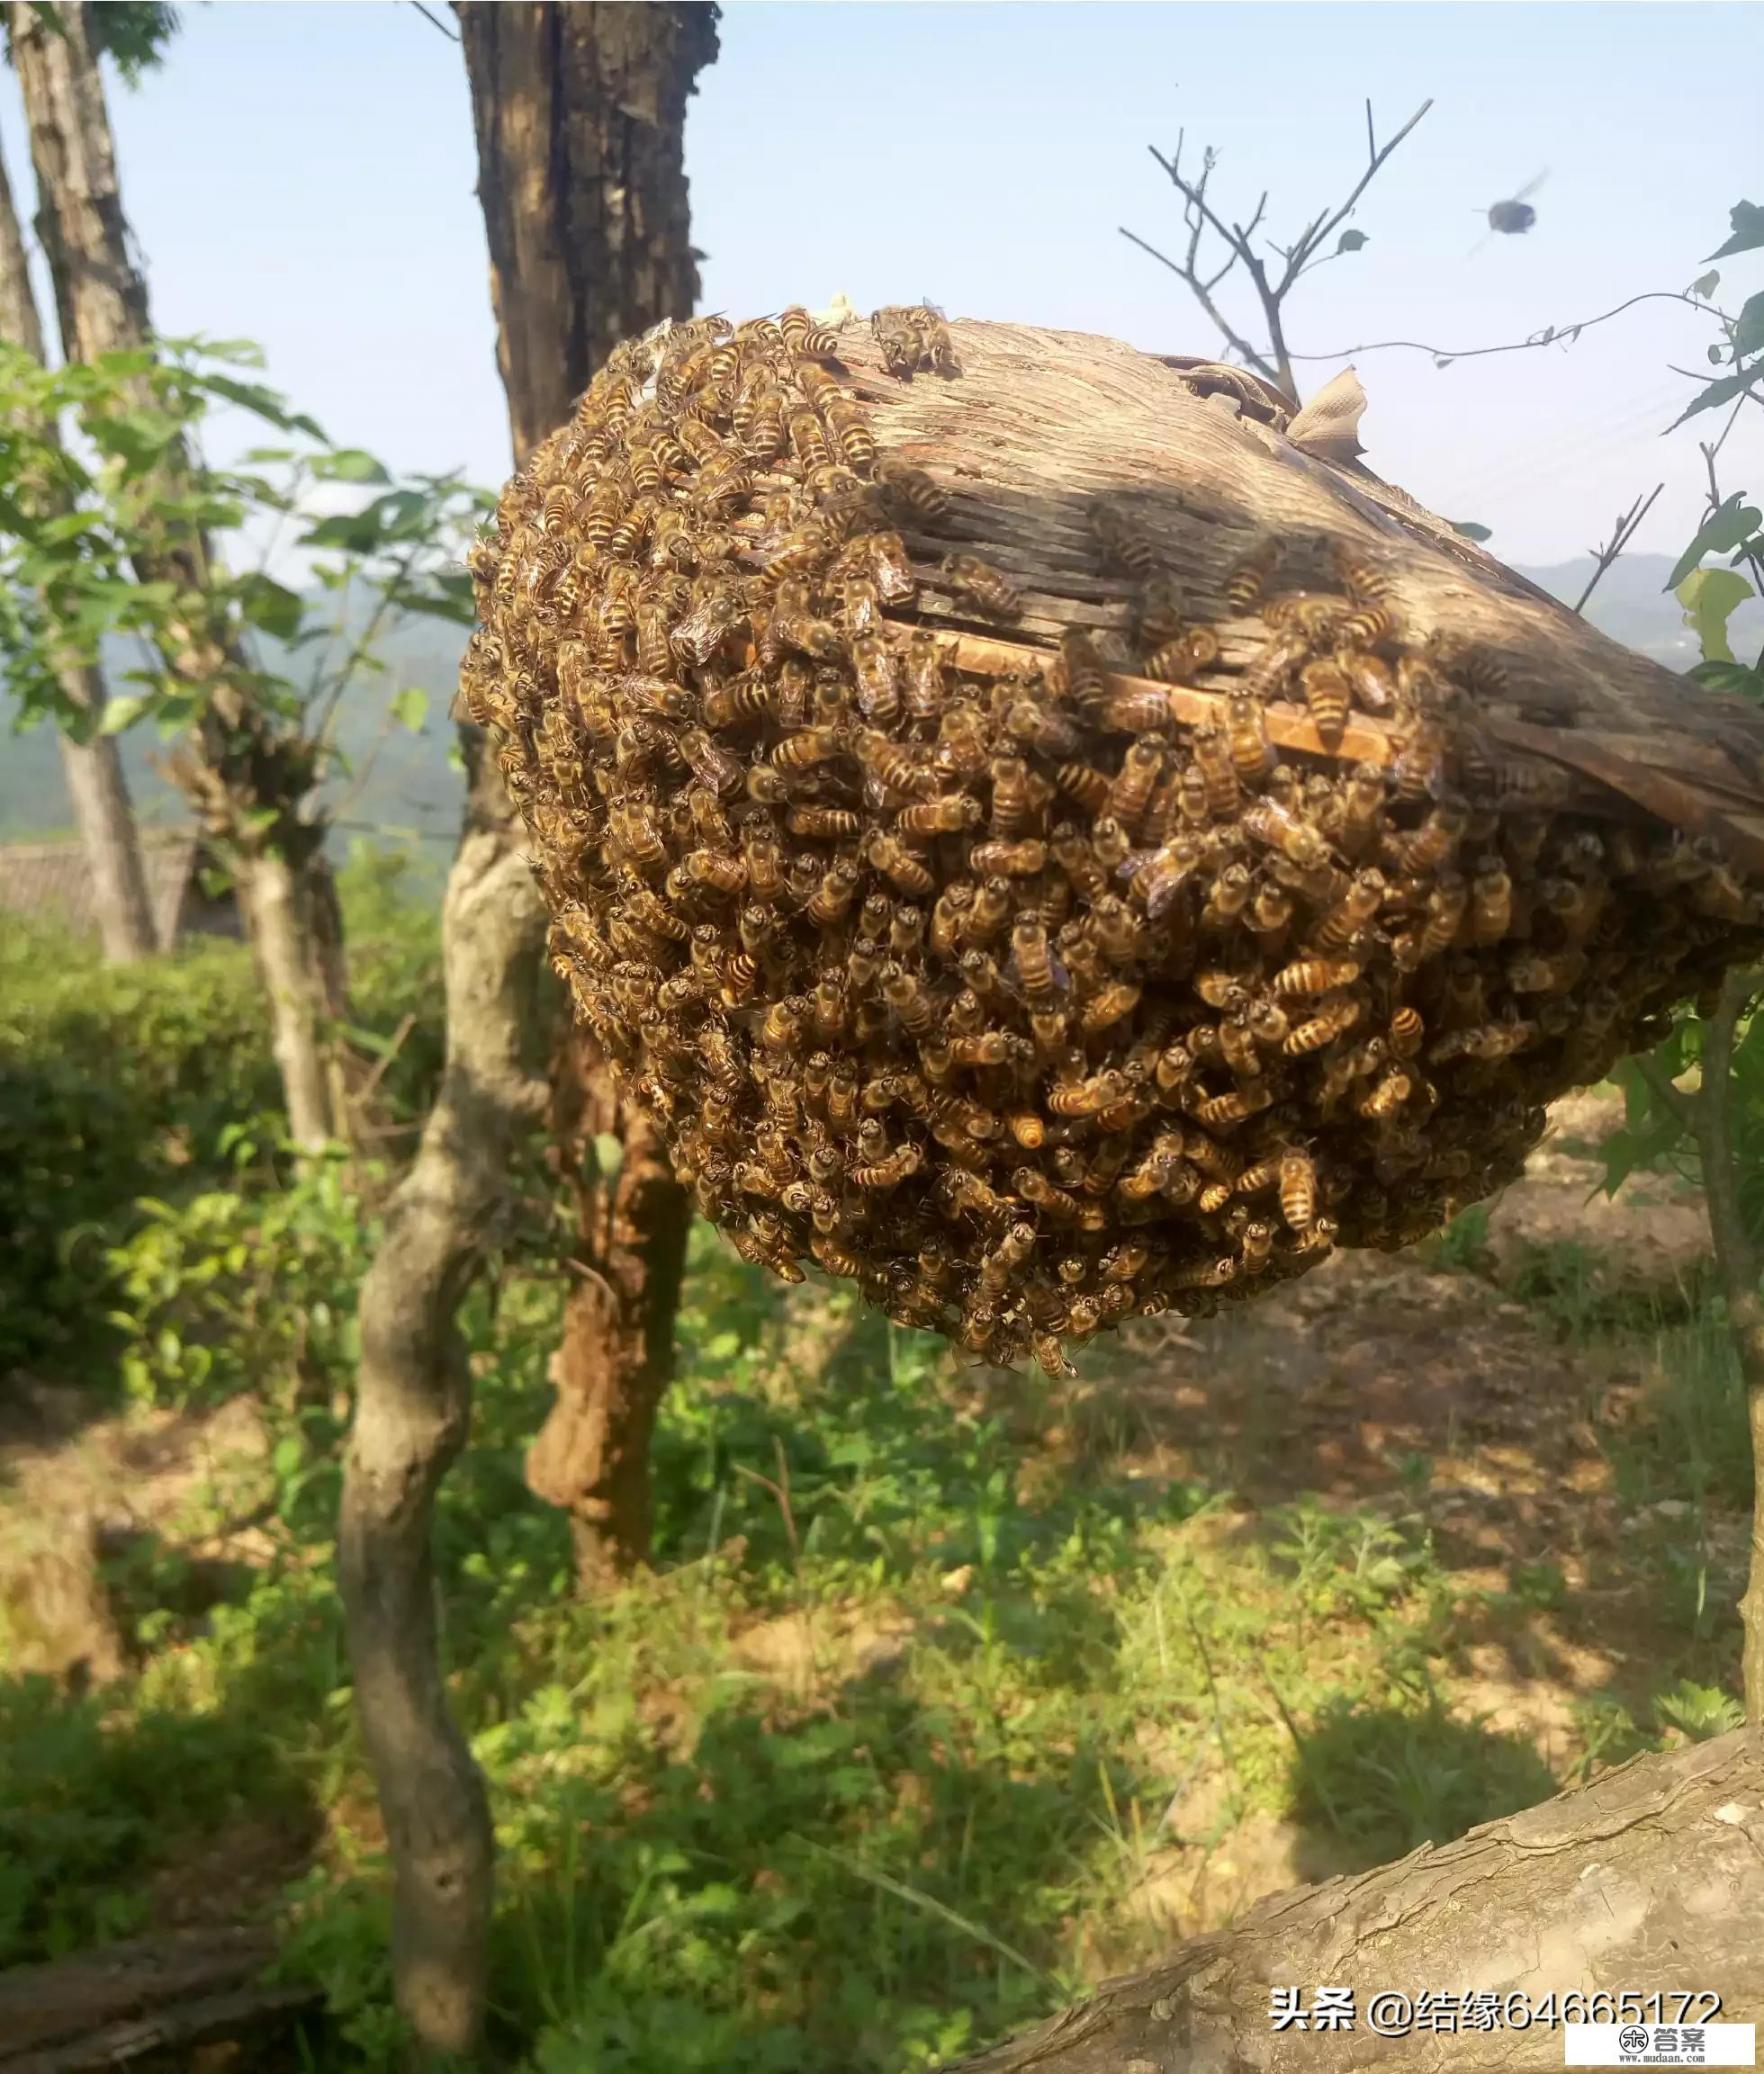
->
[0,829,238,949]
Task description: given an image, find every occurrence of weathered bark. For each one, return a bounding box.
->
[953,1729,1764,2072]
[0,1927,321,2073]
[457,0,717,1584]
[528,1024,692,1587]
[340,731,550,2059]
[9,0,350,1142]
[0,117,155,963]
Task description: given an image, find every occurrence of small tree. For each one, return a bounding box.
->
[0,331,486,1147]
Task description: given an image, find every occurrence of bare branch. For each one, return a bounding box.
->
[1572,483,1664,614]
[407,0,459,38]
[1118,224,1279,384]
[1290,290,1733,366]
[1279,98,1433,289]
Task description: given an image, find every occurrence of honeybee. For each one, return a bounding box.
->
[1310,869,1384,953]
[869,830,937,895]
[898,795,982,837]
[1198,862,1254,934]
[940,553,1023,617]
[1299,658,1353,750]
[878,460,951,525]
[1011,919,1061,1005]
[780,305,842,357]
[1089,496,1164,577]
[1282,992,1362,1055]
[850,633,901,723]
[1396,802,1468,875]
[1192,727,1242,819]
[1273,955,1364,997]
[1336,646,1396,714]
[1243,799,1329,872]
[1107,738,1166,830]
[1223,540,1278,613]
[771,724,845,770]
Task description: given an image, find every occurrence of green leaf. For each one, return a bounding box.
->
[591,1132,625,1185]
[311,447,391,485]
[1705,200,1764,262]
[97,693,151,736]
[1690,269,1721,300]
[1336,229,1369,254]
[446,740,466,775]
[1665,362,1764,432]
[1449,520,1493,542]
[1710,344,1728,365]
[1735,291,1764,362]
[389,687,429,733]
[297,511,387,555]
[232,572,306,644]
[1690,659,1764,702]
[196,371,326,442]
[1666,493,1763,590]
[1677,566,1756,663]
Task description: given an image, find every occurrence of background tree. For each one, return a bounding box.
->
[338,6,720,2050]
[7,0,354,1146]
[0,119,154,961]
[457,0,720,1587]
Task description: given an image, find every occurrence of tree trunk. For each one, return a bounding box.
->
[0,113,156,964]
[951,1729,1764,2072]
[340,731,551,2059]
[457,0,718,1585]
[528,1024,692,1587]
[8,0,349,1140]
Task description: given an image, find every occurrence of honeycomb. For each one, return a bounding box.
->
[460,305,1764,1373]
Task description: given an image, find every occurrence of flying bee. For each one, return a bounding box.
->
[939,553,1022,617]
[1299,658,1353,750]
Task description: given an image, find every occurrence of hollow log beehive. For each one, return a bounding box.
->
[461,307,1764,1373]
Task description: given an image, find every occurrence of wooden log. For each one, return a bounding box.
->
[0,1927,321,2072]
[949,1728,1764,2072]
[827,319,1764,873]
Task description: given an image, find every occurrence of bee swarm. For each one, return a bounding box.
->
[461,307,1764,1375]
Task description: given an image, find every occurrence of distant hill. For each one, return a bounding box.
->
[3,554,1758,878]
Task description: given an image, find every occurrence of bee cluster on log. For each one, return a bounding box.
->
[460,304,1764,1374]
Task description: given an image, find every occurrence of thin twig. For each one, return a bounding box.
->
[407,0,459,38]
[1572,483,1664,614]
[1289,291,1733,365]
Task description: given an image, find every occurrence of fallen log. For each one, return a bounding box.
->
[0,1926,320,2073]
[950,1728,1764,2071]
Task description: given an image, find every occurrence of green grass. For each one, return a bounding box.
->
[0,869,1752,2071]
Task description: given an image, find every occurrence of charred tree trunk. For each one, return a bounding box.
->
[340,732,551,2058]
[457,0,717,1585]
[952,1729,1764,2072]
[0,119,155,964]
[8,0,350,1143]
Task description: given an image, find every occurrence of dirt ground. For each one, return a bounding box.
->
[0,1089,1728,1970]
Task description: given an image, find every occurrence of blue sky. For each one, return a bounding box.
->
[1,1,1759,567]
